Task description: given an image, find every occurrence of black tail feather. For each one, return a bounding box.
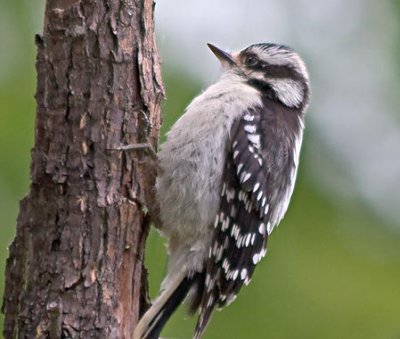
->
[145,272,202,339]
[188,271,206,315]
[193,291,216,339]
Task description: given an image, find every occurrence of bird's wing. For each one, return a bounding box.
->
[194,102,300,339]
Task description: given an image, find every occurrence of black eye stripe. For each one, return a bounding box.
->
[260,64,303,80]
[243,53,295,76]
[263,64,291,75]
[240,51,306,85]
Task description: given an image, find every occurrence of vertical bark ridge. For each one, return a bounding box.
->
[2,0,164,338]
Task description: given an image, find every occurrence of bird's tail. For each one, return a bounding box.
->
[133,272,200,339]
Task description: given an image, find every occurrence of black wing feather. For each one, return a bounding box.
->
[194,99,302,339]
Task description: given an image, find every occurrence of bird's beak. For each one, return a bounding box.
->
[207,43,236,68]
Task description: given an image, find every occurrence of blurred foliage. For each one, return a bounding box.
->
[1,2,400,338]
[393,0,400,81]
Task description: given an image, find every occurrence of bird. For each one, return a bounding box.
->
[133,42,310,339]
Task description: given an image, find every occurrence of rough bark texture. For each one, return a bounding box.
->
[2,0,164,338]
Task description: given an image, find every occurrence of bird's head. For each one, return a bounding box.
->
[208,43,310,110]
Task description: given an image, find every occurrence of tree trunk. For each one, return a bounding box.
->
[2,0,164,338]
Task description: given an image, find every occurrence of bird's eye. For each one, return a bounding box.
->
[245,56,258,67]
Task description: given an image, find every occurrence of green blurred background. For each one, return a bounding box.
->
[1,1,400,338]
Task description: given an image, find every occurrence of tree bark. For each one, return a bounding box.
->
[2,0,164,338]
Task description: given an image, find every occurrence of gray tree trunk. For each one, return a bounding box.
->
[2,0,164,337]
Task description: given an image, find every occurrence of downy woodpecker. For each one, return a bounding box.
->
[134,42,310,339]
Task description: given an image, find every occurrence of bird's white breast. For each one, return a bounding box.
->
[156,73,262,251]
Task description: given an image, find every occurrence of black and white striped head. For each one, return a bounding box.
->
[208,43,310,111]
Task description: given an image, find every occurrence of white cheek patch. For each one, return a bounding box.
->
[268,79,304,108]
